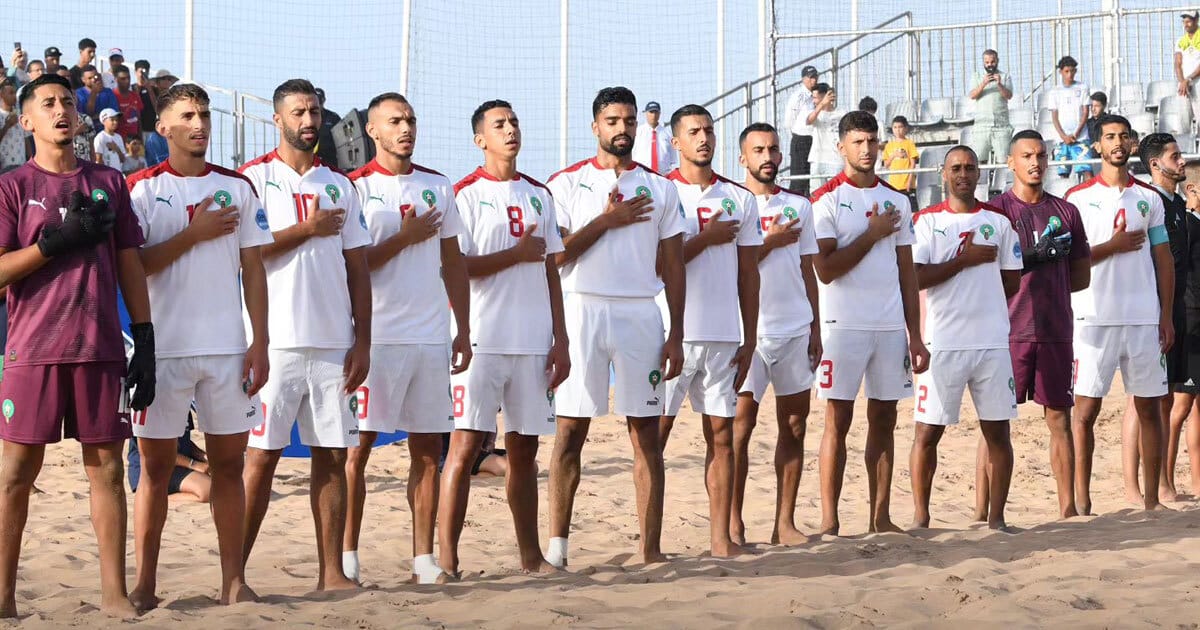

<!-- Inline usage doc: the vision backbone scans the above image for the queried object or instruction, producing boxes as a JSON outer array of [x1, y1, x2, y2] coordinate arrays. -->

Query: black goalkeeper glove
[[1023, 231, 1072, 271], [36, 191, 116, 258], [127, 322, 156, 411]]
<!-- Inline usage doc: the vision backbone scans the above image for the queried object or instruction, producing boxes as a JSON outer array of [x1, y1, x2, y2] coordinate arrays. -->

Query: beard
[[283, 125, 318, 152], [1106, 151, 1130, 167], [384, 139, 413, 160], [750, 164, 777, 184], [601, 135, 633, 157]]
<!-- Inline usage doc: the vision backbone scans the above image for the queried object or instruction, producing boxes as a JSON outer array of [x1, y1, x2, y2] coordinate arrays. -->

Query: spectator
[[6, 47, 29, 87], [783, 64, 820, 194], [858, 96, 878, 116], [53, 67, 97, 161], [92, 108, 126, 170], [25, 59, 44, 82], [967, 49, 1014, 168], [127, 416, 212, 503], [1085, 91, 1107, 149], [0, 77, 29, 169], [883, 115, 920, 208], [632, 100, 676, 175], [314, 86, 341, 168], [1175, 10, 1200, 120], [111, 65, 142, 139], [1048, 56, 1090, 148], [101, 48, 124, 90], [133, 60, 159, 140], [68, 38, 97, 89], [122, 136, 146, 174], [42, 46, 62, 75], [75, 65, 118, 131], [808, 82, 845, 186], [142, 69, 177, 167]]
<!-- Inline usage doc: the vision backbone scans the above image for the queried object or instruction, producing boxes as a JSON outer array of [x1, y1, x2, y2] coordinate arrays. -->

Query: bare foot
[[870, 520, 906, 534], [316, 574, 360, 592], [988, 520, 1016, 533], [771, 525, 808, 546], [521, 560, 562, 575], [972, 508, 988, 522], [729, 519, 746, 546], [1145, 502, 1174, 513], [1077, 501, 1092, 517], [1060, 504, 1079, 519], [710, 540, 748, 558], [127, 588, 160, 612], [102, 594, 140, 619], [641, 551, 668, 565], [1126, 490, 1144, 506], [908, 516, 930, 531], [0, 600, 17, 619], [818, 521, 840, 537], [1160, 487, 1180, 503], [220, 581, 259, 605]]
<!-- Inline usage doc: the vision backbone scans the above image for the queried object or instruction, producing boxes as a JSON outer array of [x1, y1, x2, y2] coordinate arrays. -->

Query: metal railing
[[198, 83, 279, 168]]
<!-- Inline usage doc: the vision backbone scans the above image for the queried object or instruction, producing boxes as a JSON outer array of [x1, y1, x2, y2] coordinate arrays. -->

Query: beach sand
[[8, 378, 1200, 628]]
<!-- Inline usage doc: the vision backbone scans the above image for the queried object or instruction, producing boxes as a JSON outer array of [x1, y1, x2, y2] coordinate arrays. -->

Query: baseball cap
[[1183, 11, 1199, 19], [99, 108, 120, 121], [801, 65, 819, 78], [108, 48, 124, 59], [44, 46, 61, 58], [153, 69, 177, 80], [644, 101, 661, 112]]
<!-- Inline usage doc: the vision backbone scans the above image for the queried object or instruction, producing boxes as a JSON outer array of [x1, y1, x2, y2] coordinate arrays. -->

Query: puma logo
[[479, 200, 496, 209], [155, 195, 173, 207], [932, 227, 947, 235], [367, 194, 385, 204], [838, 202, 853, 211], [579, 183, 594, 191], [26, 199, 46, 210], [265, 180, 282, 190]]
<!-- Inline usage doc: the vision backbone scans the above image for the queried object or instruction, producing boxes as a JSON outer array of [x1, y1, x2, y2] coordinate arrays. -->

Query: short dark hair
[[1057, 55, 1078, 69], [112, 64, 129, 78], [838, 110, 879, 139], [134, 59, 150, 71], [945, 144, 978, 163], [858, 96, 877, 113], [27, 59, 44, 70], [738, 122, 777, 147], [0, 77, 15, 90], [272, 78, 318, 111], [1009, 129, 1045, 149], [157, 82, 210, 114], [18, 74, 72, 110], [813, 82, 831, 96], [1094, 113, 1131, 136], [592, 86, 637, 118], [367, 92, 410, 113], [983, 49, 999, 58], [1139, 132, 1178, 166], [471, 99, 513, 133], [79, 64, 98, 75], [669, 104, 712, 134], [891, 115, 909, 127], [1090, 91, 1108, 107], [78, 38, 96, 51]]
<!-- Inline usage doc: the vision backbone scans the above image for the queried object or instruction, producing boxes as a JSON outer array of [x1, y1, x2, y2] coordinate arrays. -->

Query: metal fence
[[199, 84, 278, 167]]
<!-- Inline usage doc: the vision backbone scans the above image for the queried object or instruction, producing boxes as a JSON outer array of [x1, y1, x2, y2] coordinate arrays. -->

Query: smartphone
[[13, 42, 20, 51]]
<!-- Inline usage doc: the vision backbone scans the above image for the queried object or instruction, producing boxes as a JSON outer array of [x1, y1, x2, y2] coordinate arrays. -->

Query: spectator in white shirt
[[1175, 11, 1200, 120], [809, 83, 845, 186], [0, 77, 29, 170], [92, 108, 125, 170], [1048, 55, 1090, 147], [783, 65, 820, 195], [631, 100, 676, 174]]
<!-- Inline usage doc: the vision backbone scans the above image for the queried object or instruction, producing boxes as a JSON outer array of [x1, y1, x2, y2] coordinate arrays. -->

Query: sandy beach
[[7, 378, 1200, 628]]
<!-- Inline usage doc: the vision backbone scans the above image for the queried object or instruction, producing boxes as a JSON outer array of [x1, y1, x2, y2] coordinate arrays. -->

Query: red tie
[[651, 128, 659, 172]]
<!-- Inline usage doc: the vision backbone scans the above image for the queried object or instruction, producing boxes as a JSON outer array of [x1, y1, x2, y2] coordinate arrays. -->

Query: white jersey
[[238, 151, 372, 350], [454, 168, 565, 355], [128, 161, 273, 358], [667, 170, 764, 343], [1047, 82, 1092, 141], [755, 187, 819, 338], [811, 172, 916, 331], [547, 158, 685, 299], [349, 159, 463, 345], [912, 202, 1023, 350], [1066, 175, 1167, 326]]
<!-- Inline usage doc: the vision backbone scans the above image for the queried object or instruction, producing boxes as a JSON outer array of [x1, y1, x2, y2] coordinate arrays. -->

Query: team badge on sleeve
[[214, 189, 232, 208], [255, 208, 270, 230], [359, 211, 369, 229], [1013, 242, 1022, 258], [325, 184, 341, 203], [422, 189, 437, 207]]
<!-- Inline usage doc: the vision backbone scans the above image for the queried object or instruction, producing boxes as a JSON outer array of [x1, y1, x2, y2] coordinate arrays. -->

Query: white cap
[[99, 108, 120, 121]]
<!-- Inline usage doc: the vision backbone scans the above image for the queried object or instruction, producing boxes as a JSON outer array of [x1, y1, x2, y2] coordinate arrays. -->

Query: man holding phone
[[968, 49, 1014, 182]]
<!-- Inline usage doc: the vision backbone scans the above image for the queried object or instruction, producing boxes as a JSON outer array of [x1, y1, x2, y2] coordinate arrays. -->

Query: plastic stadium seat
[[953, 96, 976, 121], [1035, 90, 1052, 112], [1158, 95, 1193, 135], [917, 185, 942, 210], [1127, 112, 1156, 139], [1009, 108, 1035, 132], [1007, 91, 1026, 110], [1145, 80, 1177, 110], [921, 97, 955, 123], [959, 125, 974, 147], [1037, 117, 1058, 141], [915, 144, 950, 191], [1118, 82, 1145, 113], [1173, 133, 1196, 153]]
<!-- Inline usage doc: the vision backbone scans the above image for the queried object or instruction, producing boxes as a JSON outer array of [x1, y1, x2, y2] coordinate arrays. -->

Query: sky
[[12, 0, 1183, 180]]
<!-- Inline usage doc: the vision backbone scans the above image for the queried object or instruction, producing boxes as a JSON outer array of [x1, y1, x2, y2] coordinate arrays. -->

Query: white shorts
[[132, 354, 261, 439], [914, 348, 1017, 426], [450, 353, 555, 436], [816, 329, 913, 401], [739, 334, 815, 403], [357, 344, 451, 434], [1073, 324, 1167, 398], [556, 293, 666, 418], [664, 342, 739, 417], [248, 348, 359, 450]]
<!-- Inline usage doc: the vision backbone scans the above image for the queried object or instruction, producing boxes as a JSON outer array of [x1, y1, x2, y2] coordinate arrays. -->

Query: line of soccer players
[[0, 72, 1190, 618]]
